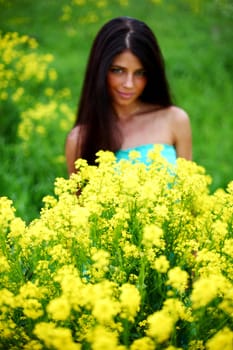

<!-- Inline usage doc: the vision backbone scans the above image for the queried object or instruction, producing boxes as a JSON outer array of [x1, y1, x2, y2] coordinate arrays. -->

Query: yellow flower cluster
[[0, 31, 73, 146], [0, 31, 55, 102], [60, 0, 129, 25], [0, 149, 232, 349], [18, 101, 74, 142]]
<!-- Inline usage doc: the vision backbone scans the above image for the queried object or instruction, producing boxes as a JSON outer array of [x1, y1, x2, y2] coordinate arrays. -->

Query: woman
[[66, 17, 192, 175]]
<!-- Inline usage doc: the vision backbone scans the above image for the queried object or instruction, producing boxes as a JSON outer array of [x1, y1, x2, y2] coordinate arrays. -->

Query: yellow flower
[[119, 0, 129, 6], [0, 149, 233, 346], [23, 340, 43, 350], [95, 150, 116, 164], [48, 68, 57, 80], [166, 266, 189, 293], [47, 296, 71, 321], [91, 248, 109, 270], [34, 322, 81, 350], [147, 144, 164, 161], [22, 298, 44, 319], [73, 0, 85, 5], [92, 298, 120, 324], [96, 0, 107, 8], [48, 244, 71, 265], [206, 327, 233, 350], [14, 282, 45, 319], [9, 216, 26, 239], [211, 220, 228, 248], [90, 248, 110, 278], [18, 101, 60, 141], [191, 274, 230, 309], [0, 197, 16, 229], [42, 195, 57, 209], [0, 91, 8, 100], [120, 283, 141, 320], [129, 150, 141, 161], [18, 281, 44, 299], [12, 86, 24, 101], [36, 125, 46, 135], [121, 242, 141, 259], [163, 298, 193, 322], [146, 310, 174, 343], [222, 238, 233, 257], [219, 287, 233, 315], [130, 337, 155, 350], [152, 255, 170, 273], [196, 249, 223, 277], [188, 340, 205, 350], [142, 224, 165, 249], [0, 318, 17, 339], [0, 255, 10, 273], [54, 265, 84, 307], [87, 325, 120, 350], [0, 288, 15, 308], [44, 87, 54, 96]]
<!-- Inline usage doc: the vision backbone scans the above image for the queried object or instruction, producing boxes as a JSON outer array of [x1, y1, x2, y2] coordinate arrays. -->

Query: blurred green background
[[0, 0, 232, 222]]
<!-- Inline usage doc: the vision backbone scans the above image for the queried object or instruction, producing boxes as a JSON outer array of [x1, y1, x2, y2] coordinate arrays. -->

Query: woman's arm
[[65, 126, 79, 175], [172, 107, 192, 160]]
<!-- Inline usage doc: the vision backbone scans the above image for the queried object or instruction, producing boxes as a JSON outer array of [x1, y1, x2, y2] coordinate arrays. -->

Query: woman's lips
[[117, 91, 134, 99]]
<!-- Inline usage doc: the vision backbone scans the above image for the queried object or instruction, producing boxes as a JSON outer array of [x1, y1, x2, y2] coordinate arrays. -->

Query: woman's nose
[[123, 73, 134, 88]]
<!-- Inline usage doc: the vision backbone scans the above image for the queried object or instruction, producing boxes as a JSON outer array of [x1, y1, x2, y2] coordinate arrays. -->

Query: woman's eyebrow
[[110, 64, 144, 70], [110, 64, 125, 67]]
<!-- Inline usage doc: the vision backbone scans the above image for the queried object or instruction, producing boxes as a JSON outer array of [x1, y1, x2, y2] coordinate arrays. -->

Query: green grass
[[0, 0, 233, 222]]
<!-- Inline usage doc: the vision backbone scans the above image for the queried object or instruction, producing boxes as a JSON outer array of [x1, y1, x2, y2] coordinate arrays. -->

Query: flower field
[[0, 0, 233, 221], [0, 150, 233, 349], [0, 1, 233, 349]]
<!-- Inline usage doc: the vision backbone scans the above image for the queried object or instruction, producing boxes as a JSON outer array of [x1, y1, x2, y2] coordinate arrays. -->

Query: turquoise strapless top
[[115, 144, 177, 165]]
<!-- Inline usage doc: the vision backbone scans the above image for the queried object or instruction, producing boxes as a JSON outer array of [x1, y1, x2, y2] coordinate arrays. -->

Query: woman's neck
[[115, 102, 161, 124], [114, 101, 145, 122]]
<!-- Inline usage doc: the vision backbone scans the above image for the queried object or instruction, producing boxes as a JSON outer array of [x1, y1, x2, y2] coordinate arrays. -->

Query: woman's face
[[107, 50, 147, 109]]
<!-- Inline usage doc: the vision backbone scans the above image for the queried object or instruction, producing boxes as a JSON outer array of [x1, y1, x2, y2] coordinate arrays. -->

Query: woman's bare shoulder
[[67, 125, 80, 142], [169, 106, 192, 159], [168, 105, 190, 125], [66, 126, 80, 155], [65, 126, 80, 175], [149, 105, 189, 123]]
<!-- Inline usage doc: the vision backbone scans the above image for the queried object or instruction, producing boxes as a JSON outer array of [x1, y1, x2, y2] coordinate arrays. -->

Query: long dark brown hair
[[74, 16, 173, 165]]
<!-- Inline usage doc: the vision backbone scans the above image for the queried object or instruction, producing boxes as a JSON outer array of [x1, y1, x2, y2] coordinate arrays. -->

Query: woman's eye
[[109, 67, 123, 74], [135, 70, 147, 77]]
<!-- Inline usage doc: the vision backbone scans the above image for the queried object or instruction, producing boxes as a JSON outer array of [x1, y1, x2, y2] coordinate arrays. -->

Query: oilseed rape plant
[[60, 0, 129, 25], [0, 31, 56, 108], [0, 147, 233, 349], [0, 29, 74, 221], [0, 30, 72, 144], [60, 0, 232, 27]]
